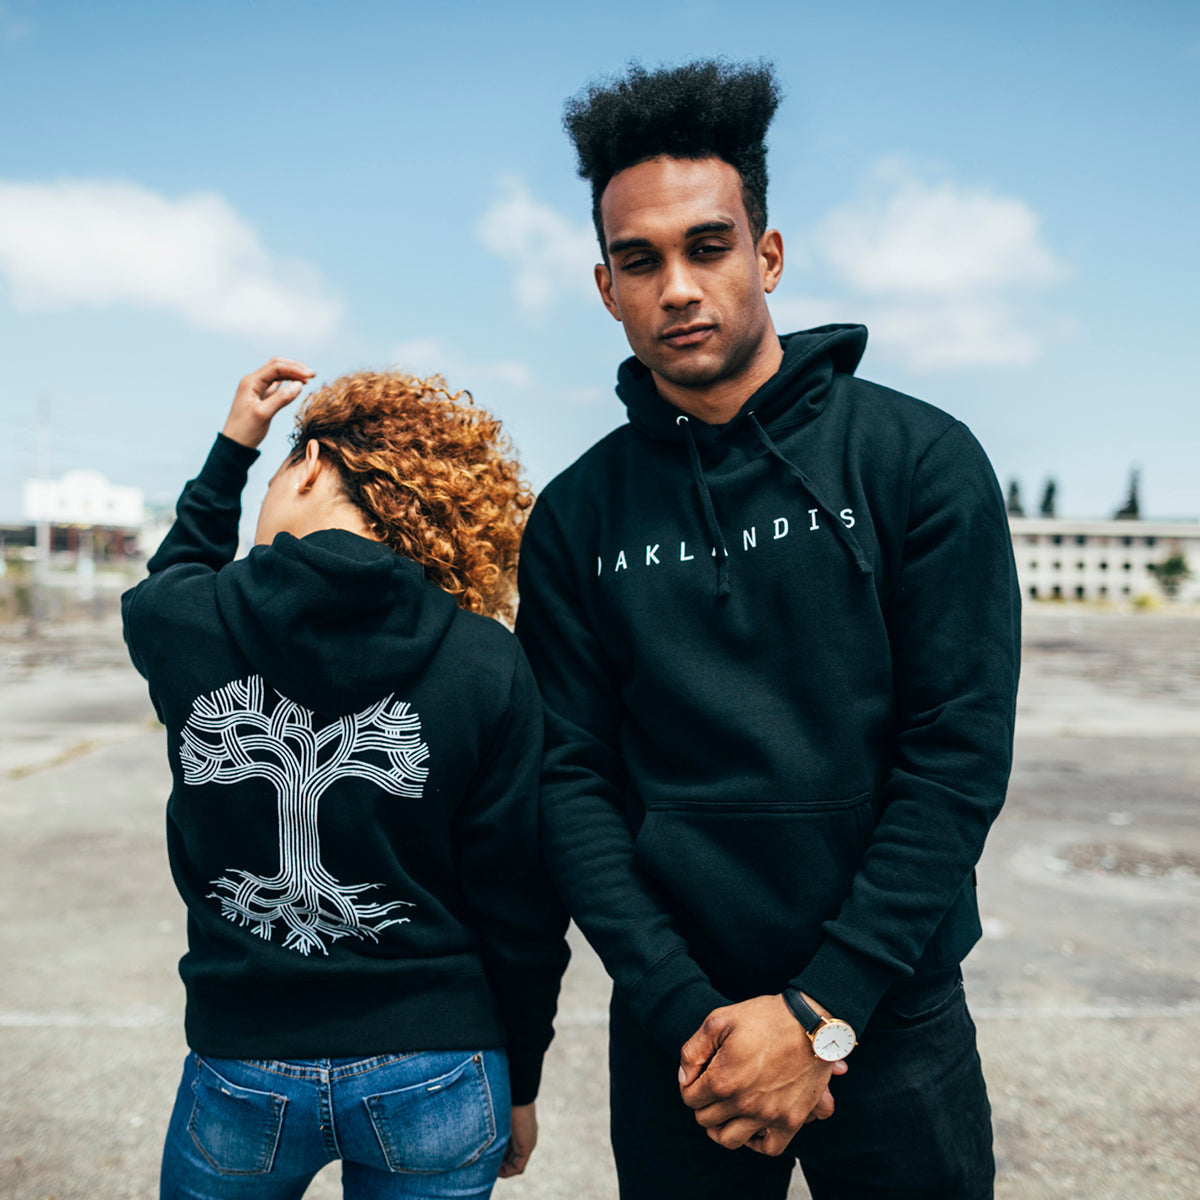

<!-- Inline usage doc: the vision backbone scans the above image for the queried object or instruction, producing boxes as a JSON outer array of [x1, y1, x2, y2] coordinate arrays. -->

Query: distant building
[[23, 470, 144, 528], [1009, 516, 1200, 604]]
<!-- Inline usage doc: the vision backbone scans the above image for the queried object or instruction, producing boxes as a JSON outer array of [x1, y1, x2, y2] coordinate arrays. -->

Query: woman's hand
[[498, 1102, 537, 1178], [222, 358, 315, 449]]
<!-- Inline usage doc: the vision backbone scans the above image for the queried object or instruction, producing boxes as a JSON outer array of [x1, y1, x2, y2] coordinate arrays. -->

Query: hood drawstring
[[747, 413, 873, 576], [677, 415, 732, 597]]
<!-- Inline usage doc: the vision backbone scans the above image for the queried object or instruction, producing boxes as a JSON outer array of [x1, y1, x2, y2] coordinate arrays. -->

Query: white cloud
[[817, 164, 1063, 297], [390, 337, 533, 391], [474, 176, 597, 316], [0, 180, 342, 340], [865, 300, 1041, 370], [781, 162, 1067, 371]]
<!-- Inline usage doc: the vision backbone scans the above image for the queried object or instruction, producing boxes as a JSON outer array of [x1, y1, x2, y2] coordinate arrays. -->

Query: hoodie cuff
[[789, 939, 902, 1038], [507, 1055, 545, 1107], [625, 949, 730, 1057], [197, 434, 261, 497]]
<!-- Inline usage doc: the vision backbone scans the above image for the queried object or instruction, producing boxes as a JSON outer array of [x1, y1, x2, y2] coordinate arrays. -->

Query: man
[[516, 60, 1020, 1199]]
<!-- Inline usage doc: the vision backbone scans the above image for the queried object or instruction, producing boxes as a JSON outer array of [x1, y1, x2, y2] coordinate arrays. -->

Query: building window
[[1122, 586, 1131, 596], [1028, 560, 1039, 570], [1052, 561, 1062, 571], [1122, 536, 1133, 546], [1026, 535, 1039, 545], [1099, 561, 1108, 570], [1029, 585, 1039, 599], [1123, 562, 1132, 571], [1052, 585, 1063, 599], [1075, 535, 1087, 546], [1075, 586, 1086, 600], [1099, 586, 1109, 597], [1145, 537, 1157, 547], [1052, 535, 1063, 545], [1076, 561, 1086, 570]]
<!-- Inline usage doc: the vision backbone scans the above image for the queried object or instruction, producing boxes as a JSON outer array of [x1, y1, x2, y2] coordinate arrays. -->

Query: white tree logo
[[180, 676, 429, 956]]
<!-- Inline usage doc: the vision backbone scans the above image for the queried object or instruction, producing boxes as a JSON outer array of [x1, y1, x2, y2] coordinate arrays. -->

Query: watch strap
[[782, 986, 823, 1034]]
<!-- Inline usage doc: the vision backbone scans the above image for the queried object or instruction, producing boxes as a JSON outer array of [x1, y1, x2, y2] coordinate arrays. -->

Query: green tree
[[1114, 468, 1141, 520], [1006, 479, 1025, 517], [1148, 551, 1192, 599], [1039, 478, 1057, 518]]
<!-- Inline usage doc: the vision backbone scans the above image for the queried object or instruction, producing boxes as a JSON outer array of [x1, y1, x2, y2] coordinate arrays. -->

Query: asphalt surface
[[0, 609, 1197, 1198]]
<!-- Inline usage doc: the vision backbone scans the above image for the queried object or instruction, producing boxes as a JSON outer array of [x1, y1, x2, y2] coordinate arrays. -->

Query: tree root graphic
[[208, 868, 415, 956]]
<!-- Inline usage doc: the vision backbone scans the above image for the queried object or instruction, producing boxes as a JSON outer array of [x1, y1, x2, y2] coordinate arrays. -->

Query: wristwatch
[[782, 987, 857, 1062]]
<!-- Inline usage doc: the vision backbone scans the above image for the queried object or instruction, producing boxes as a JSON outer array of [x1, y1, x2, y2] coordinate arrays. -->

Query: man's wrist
[[782, 987, 857, 1062]]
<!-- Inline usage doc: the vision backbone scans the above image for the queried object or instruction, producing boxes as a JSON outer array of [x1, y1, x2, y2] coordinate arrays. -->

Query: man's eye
[[694, 243, 728, 256], [621, 256, 656, 271]]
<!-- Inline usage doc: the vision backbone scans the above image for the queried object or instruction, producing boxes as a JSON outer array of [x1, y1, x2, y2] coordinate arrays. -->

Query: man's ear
[[595, 262, 622, 322], [297, 438, 323, 494], [758, 229, 784, 295]]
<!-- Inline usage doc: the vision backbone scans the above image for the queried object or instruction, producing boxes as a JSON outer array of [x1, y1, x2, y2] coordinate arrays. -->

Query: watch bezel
[[809, 1017, 857, 1062]]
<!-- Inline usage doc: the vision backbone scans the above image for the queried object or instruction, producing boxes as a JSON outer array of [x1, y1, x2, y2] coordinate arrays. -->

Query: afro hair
[[563, 59, 782, 255]]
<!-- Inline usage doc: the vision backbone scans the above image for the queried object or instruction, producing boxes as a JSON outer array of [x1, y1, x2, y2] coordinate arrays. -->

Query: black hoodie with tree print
[[124, 434, 569, 1104]]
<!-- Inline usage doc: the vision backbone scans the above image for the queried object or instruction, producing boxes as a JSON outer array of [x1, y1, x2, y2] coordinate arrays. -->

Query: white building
[[1009, 516, 1200, 604], [23, 470, 144, 528]]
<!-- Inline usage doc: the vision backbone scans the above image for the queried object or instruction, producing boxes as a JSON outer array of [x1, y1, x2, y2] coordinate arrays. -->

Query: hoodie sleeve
[[791, 421, 1021, 1034], [453, 645, 571, 1106], [147, 434, 260, 574], [516, 496, 730, 1057], [122, 434, 259, 678]]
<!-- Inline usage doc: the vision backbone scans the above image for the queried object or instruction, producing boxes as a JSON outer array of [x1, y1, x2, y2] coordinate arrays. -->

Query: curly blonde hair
[[289, 370, 532, 623]]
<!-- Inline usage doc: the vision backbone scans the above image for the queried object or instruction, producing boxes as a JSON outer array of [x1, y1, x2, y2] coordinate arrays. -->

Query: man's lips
[[660, 323, 715, 347]]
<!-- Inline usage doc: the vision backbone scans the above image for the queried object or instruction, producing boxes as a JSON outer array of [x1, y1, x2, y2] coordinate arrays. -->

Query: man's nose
[[659, 257, 703, 309]]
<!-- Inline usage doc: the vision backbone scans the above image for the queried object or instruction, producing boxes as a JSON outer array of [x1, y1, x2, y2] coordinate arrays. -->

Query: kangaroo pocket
[[632, 794, 873, 997]]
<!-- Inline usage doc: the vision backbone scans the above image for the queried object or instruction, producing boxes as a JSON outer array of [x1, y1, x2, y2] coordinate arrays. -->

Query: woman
[[123, 358, 569, 1198]]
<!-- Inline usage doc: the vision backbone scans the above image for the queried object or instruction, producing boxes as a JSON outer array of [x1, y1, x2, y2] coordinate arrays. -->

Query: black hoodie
[[123, 434, 569, 1104], [516, 326, 1019, 1053]]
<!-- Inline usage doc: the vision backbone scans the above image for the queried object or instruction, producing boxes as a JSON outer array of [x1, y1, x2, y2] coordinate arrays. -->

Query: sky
[[2, 0, 1198, 528]]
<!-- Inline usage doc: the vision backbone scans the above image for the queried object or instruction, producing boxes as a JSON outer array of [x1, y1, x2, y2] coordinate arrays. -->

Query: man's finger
[[704, 1116, 763, 1151], [804, 1087, 835, 1123], [678, 1016, 724, 1090], [680, 1067, 737, 1111], [689, 1097, 742, 1127], [747, 1128, 795, 1157]]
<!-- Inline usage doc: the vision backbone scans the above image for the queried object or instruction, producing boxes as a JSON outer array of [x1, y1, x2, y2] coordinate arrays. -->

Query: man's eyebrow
[[607, 236, 652, 256], [607, 220, 736, 257]]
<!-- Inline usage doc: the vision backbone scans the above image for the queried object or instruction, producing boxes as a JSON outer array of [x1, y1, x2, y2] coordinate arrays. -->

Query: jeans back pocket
[[188, 1056, 287, 1175], [365, 1052, 498, 1174]]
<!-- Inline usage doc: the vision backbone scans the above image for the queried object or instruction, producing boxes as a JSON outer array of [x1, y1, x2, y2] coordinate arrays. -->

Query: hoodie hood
[[616, 324, 868, 443], [215, 528, 457, 717], [615, 325, 872, 594]]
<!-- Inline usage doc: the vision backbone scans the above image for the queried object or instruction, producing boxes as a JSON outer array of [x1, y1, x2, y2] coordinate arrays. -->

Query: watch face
[[811, 1020, 856, 1062]]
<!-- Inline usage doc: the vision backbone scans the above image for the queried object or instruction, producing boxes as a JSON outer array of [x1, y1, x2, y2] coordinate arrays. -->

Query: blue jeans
[[610, 969, 994, 1199], [160, 1049, 510, 1199]]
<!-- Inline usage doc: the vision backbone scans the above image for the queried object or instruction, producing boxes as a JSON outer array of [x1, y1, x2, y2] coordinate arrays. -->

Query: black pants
[[609, 969, 994, 1200]]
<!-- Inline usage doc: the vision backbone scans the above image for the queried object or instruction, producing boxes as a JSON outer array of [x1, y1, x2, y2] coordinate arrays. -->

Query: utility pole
[[31, 396, 51, 637]]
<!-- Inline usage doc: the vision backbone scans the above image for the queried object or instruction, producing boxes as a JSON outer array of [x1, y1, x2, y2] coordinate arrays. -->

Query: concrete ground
[[0, 609, 1196, 1198]]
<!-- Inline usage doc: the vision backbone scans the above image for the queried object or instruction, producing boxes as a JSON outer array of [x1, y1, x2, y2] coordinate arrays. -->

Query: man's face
[[595, 155, 783, 409]]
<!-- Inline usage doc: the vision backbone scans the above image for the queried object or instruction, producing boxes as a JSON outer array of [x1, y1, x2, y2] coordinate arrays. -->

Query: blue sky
[[2, 0, 1198, 526]]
